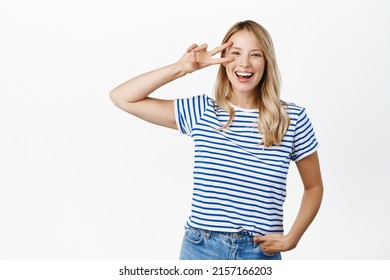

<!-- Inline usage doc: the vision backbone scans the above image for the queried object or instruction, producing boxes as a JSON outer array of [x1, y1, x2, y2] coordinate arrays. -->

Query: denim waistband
[[193, 227, 254, 243]]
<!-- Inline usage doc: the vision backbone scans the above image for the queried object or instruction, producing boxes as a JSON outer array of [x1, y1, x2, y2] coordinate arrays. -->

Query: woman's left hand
[[253, 234, 296, 255]]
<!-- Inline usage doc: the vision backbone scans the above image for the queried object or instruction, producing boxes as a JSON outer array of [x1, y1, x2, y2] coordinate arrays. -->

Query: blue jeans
[[179, 227, 282, 260]]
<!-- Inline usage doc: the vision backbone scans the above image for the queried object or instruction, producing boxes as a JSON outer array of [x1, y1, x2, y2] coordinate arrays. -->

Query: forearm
[[109, 61, 186, 105], [285, 183, 323, 249]]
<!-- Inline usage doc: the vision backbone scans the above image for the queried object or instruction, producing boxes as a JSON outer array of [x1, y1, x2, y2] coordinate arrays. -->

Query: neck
[[228, 91, 258, 109]]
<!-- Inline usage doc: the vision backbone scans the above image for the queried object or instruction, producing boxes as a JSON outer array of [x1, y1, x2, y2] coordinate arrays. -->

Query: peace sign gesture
[[179, 42, 234, 74]]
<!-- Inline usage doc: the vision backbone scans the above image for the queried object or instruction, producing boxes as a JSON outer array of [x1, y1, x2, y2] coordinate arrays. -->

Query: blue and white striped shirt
[[174, 94, 318, 235]]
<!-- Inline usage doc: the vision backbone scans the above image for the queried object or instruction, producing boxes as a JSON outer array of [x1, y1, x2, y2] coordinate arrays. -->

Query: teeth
[[236, 72, 253, 77]]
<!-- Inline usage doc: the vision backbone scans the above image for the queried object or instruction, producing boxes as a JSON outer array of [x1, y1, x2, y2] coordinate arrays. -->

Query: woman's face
[[224, 30, 266, 96]]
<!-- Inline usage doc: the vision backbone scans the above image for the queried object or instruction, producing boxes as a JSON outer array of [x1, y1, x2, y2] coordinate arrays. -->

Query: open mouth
[[235, 71, 254, 79]]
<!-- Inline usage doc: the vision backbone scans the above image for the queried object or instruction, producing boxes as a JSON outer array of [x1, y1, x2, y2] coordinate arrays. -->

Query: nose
[[238, 55, 250, 68]]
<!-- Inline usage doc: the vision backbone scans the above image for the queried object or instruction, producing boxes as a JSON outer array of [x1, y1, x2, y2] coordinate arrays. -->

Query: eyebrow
[[230, 47, 263, 52]]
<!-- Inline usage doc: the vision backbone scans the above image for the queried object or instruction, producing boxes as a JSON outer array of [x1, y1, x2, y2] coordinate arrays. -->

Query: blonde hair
[[214, 20, 290, 147]]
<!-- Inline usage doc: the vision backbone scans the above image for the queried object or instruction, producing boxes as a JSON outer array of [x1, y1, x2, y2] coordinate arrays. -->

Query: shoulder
[[175, 94, 216, 115], [283, 101, 305, 119], [180, 93, 213, 104], [192, 93, 219, 110]]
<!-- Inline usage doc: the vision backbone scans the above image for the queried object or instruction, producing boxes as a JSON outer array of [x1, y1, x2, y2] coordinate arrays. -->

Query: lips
[[235, 71, 254, 81]]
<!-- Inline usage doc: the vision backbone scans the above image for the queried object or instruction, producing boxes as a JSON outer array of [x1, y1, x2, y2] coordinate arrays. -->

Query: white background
[[0, 0, 389, 260]]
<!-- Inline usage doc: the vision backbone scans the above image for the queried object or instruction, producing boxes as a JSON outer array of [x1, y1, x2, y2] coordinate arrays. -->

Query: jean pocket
[[258, 244, 277, 257], [184, 227, 203, 244]]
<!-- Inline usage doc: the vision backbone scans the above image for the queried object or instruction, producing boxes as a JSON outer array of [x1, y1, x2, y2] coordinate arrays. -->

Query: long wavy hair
[[214, 20, 290, 147]]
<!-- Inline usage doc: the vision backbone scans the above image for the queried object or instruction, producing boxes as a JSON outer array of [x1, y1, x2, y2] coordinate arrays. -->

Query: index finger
[[209, 41, 233, 57], [253, 236, 265, 243]]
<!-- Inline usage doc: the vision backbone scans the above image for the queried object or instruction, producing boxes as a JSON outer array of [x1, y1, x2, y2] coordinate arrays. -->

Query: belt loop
[[203, 229, 211, 239]]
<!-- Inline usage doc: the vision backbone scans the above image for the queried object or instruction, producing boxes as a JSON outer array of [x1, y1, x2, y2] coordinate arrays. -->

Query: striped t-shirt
[[174, 94, 318, 236]]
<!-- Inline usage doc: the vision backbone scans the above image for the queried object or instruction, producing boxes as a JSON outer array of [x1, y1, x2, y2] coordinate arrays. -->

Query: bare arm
[[109, 62, 184, 129], [254, 151, 324, 254], [109, 42, 234, 129]]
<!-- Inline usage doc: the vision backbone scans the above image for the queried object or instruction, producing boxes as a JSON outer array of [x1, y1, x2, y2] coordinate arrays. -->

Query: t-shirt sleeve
[[174, 94, 208, 136], [291, 108, 319, 161]]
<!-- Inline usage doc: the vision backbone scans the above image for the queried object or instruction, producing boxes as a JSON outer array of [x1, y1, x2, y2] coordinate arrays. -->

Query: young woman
[[110, 20, 323, 260]]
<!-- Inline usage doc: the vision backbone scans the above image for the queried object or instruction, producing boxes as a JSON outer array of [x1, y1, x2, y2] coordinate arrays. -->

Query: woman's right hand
[[110, 42, 234, 130], [179, 42, 234, 74]]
